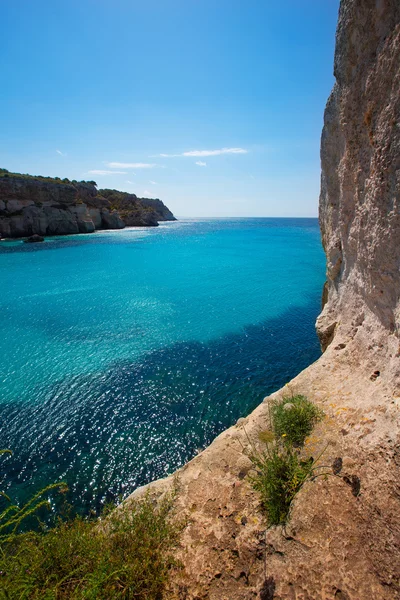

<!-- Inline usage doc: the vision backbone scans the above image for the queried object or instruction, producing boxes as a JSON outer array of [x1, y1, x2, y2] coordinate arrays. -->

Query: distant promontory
[[0, 169, 176, 239]]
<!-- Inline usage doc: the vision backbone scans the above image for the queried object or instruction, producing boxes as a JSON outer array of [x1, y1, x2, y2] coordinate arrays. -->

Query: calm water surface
[[0, 218, 325, 512]]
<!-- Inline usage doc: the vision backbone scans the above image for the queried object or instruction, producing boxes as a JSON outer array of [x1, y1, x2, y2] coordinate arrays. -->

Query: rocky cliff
[[124, 2, 400, 598], [98, 188, 177, 227], [317, 0, 400, 383], [0, 170, 176, 238]]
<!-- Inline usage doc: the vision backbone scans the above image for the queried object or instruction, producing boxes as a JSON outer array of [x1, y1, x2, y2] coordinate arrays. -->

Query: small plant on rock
[[271, 394, 324, 446], [250, 444, 314, 525], [249, 395, 325, 525]]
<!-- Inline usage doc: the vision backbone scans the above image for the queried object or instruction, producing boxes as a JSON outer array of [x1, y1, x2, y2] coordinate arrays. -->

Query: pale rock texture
[[317, 0, 400, 370], [125, 1, 400, 598]]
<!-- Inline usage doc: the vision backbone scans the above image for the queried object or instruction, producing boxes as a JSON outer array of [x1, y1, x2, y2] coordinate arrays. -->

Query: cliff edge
[[0, 170, 176, 238], [125, 1, 400, 598]]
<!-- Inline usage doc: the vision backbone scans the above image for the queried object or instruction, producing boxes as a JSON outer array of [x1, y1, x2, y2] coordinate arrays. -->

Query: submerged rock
[[24, 234, 44, 243]]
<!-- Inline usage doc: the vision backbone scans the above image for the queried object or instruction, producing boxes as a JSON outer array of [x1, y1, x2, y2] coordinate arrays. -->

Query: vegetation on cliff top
[[0, 168, 96, 188], [0, 451, 181, 599], [271, 394, 324, 447], [99, 188, 156, 213]]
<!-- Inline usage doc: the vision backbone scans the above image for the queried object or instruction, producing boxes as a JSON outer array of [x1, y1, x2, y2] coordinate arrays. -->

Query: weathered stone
[[88, 208, 102, 229], [100, 209, 125, 229]]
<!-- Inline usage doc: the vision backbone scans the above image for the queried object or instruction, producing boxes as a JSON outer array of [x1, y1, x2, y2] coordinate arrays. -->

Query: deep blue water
[[0, 218, 325, 512]]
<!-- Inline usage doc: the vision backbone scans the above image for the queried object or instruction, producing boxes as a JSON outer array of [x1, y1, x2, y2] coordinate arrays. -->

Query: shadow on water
[[0, 295, 322, 514]]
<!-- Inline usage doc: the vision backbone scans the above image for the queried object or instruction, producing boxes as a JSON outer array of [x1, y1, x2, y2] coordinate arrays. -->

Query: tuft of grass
[[1, 451, 181, 599], [249, 395, 325, 525], [250, 446, 314, 525], [0, 493, 180, 599], [271, 395, 324, 447]]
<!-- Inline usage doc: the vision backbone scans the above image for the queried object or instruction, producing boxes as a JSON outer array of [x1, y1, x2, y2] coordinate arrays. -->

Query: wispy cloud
[[149, 180, 157, 185], [184, 148, 247, 157], [143, 190, 151, 195], [195, 161, 207, 167], [107, 162, 156, 169], [88, 170, 127, 175], [56, 149, 66, 156], [126, 180, 135, 184], [156, 147, 248, 158]]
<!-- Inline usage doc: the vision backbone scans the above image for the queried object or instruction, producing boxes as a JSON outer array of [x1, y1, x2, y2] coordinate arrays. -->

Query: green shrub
[[250, 445, 314, 525], [0, 493, 180, 599], [271, 395, 324, 447], [0, 451, 181, 599], [249, 396, 325, 525]]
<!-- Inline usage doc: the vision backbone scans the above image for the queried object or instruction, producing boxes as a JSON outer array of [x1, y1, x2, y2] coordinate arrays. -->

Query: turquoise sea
[[0, 218, 325, 512]]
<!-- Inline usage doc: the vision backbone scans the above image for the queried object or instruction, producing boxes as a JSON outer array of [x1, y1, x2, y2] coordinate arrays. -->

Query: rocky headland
[[0, 169, 176, 239], [124, 1, 400, 598]]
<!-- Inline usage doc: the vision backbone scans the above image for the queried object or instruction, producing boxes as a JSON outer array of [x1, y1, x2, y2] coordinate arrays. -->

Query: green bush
[[250, 446, 314, 525], [271, 395, 324, 447], [249, 395, 324, 525], [0, 451, 181, 599], [0, 493, 180, 599], [0, 168, 93, 187]]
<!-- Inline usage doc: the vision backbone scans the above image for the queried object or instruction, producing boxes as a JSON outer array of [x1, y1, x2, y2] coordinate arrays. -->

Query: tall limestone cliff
[[123, 2, 400, 598], [317, 0, 400, 391]]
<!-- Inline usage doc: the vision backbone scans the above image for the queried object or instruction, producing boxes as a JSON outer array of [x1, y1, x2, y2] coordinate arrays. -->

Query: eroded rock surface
[[317, 0, 400, 368]]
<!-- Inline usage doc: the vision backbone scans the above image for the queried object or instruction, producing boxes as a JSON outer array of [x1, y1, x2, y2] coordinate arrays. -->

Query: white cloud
[[88, 170, 127, 175], [184, 147, 247, 157], [149, 180, 157, 184], [107, 162, 156, 169], [56, 149, 66, 156], [195, 161, 207, 167], [155, 147, 248, 158], [126, 180, 135, 184], [143, 190, 151, 195]]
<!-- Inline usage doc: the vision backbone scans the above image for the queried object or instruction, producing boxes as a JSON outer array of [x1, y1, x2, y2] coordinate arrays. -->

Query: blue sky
[[1, 1, 339, 217]]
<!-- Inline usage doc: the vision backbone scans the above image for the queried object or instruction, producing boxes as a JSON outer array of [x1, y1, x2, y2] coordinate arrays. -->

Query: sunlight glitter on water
[[0, 218, 325, 512]]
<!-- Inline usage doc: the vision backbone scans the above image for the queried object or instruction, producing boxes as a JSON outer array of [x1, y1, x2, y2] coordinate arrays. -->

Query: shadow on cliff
[[0, 296, 322, 515]]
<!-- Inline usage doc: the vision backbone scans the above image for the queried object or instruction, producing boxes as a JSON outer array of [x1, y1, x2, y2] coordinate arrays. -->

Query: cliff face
[[317, 0, 400, 386], [0, 171, 176, 238], [124, 2, 400, 598], [98, 188, 177, 228], [139, 197, 176, 221]]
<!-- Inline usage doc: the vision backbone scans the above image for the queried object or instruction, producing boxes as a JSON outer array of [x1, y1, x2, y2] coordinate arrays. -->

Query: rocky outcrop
[[123, 2, 400, 598], [139, 197, 176, 221], [98, 188, 177, 227], [0, 171, 176, 238], [317, 0, 400, 368]]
